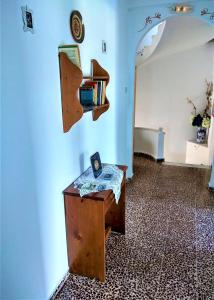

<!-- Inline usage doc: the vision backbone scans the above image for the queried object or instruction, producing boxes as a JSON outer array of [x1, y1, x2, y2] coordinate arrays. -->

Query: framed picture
[[90, 152, 102, 178], [21, 6, 34, 33]]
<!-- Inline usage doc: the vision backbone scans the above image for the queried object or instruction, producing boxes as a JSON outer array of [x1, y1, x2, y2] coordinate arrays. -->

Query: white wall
[[135, 43, 214, 164], [1, 1, 126, 299]]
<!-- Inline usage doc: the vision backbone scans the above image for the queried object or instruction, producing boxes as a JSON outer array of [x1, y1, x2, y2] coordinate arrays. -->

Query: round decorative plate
[[70, 10, 85, 43]]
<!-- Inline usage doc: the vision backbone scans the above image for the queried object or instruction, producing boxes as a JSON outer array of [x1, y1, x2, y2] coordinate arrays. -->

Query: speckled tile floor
[[53, 156, 214, 300]]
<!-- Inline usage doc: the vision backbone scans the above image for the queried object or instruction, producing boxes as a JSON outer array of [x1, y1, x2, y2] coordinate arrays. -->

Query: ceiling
[[142, 15, 214, 65]]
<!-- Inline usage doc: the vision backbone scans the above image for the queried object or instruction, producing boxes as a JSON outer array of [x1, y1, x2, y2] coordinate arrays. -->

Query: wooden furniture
[[63, 165, 127, 282], [59, 52, 110, 132], [185, 140, 211, 166]]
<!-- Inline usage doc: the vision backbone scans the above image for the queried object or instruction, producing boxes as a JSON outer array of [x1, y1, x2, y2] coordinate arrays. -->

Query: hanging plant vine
[[201, 8, 214, 21], [138, 12, 161, 32]]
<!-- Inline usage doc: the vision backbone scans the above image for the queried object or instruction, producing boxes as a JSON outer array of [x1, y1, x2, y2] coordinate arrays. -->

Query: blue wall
[[1, 0, 126, 299], [209, 160, 214, 188], [0, 1, 2, 298]]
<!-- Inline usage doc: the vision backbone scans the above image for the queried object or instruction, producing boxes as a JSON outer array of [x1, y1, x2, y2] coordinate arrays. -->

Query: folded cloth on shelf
[[74, 164, 123, 203]]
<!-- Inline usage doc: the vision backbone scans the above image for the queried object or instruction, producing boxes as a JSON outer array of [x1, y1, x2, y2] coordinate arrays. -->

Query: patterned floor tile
[[156, 251, 197, 299], [53, 157, 214, 300], [196, 209, 214, 252], [197, 252, 214, 300]]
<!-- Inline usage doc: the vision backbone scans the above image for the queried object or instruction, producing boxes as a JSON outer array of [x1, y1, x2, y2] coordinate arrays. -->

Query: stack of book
[[79, 80, 106, 108]]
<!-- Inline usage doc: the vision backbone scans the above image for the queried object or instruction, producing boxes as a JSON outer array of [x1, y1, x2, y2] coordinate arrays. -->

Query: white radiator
[[134, 127, 165, 160]]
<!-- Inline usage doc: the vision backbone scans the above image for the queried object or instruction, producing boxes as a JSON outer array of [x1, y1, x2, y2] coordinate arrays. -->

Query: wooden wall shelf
[[83, 76, 109, 80], [59, 53, 110, 133]]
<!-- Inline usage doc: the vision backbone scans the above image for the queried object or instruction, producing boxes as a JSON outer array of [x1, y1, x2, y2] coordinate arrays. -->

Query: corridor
[[54, 156, 214, 299]]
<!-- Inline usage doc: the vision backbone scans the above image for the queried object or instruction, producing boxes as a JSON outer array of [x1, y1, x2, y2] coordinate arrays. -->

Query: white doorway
[[133, 16, 214, 168]]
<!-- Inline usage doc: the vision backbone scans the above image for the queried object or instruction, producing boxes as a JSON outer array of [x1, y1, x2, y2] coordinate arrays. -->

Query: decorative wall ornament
[[136, 49, 144, 56], [138, 12, 161, 32], [169, 4, 193, 14], [21, 5, 34, 33], [70, 11, 85, 43], [201, 8, 214, 21]]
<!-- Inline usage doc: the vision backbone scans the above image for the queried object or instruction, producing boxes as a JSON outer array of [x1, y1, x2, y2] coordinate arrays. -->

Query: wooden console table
[[63, 165, 127, 282]]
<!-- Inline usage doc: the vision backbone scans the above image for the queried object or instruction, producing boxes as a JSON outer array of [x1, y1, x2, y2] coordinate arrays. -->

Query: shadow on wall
[[115, 0, 129, 170]]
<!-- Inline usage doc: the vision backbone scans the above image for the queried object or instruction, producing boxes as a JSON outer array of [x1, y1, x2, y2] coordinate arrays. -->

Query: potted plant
[[187, 80, 213, 144]]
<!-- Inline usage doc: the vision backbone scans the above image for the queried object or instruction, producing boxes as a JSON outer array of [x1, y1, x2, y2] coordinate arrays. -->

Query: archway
[[125, 3, 214, 177], [133, 16, 214, 168]]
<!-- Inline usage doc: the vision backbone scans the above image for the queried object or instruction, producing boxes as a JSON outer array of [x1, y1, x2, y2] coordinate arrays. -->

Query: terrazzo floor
[[53, 156, 214, 300]]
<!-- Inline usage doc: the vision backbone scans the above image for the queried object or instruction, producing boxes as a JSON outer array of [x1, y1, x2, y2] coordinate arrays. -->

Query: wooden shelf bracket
[[59, 52, 83, 133], [58, 53, 110, 132]]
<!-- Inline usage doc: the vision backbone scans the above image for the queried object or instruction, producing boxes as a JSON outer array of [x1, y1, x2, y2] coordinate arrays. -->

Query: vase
[[196, 127, 206, 144]]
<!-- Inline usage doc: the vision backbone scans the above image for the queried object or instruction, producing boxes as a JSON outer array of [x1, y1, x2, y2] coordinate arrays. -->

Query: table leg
[[105, 178, 126, 234], [64, 195, 106, 281]]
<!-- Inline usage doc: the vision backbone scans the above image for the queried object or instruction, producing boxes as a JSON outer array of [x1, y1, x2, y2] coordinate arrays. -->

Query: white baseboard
[[163, 161, 211, 169]]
